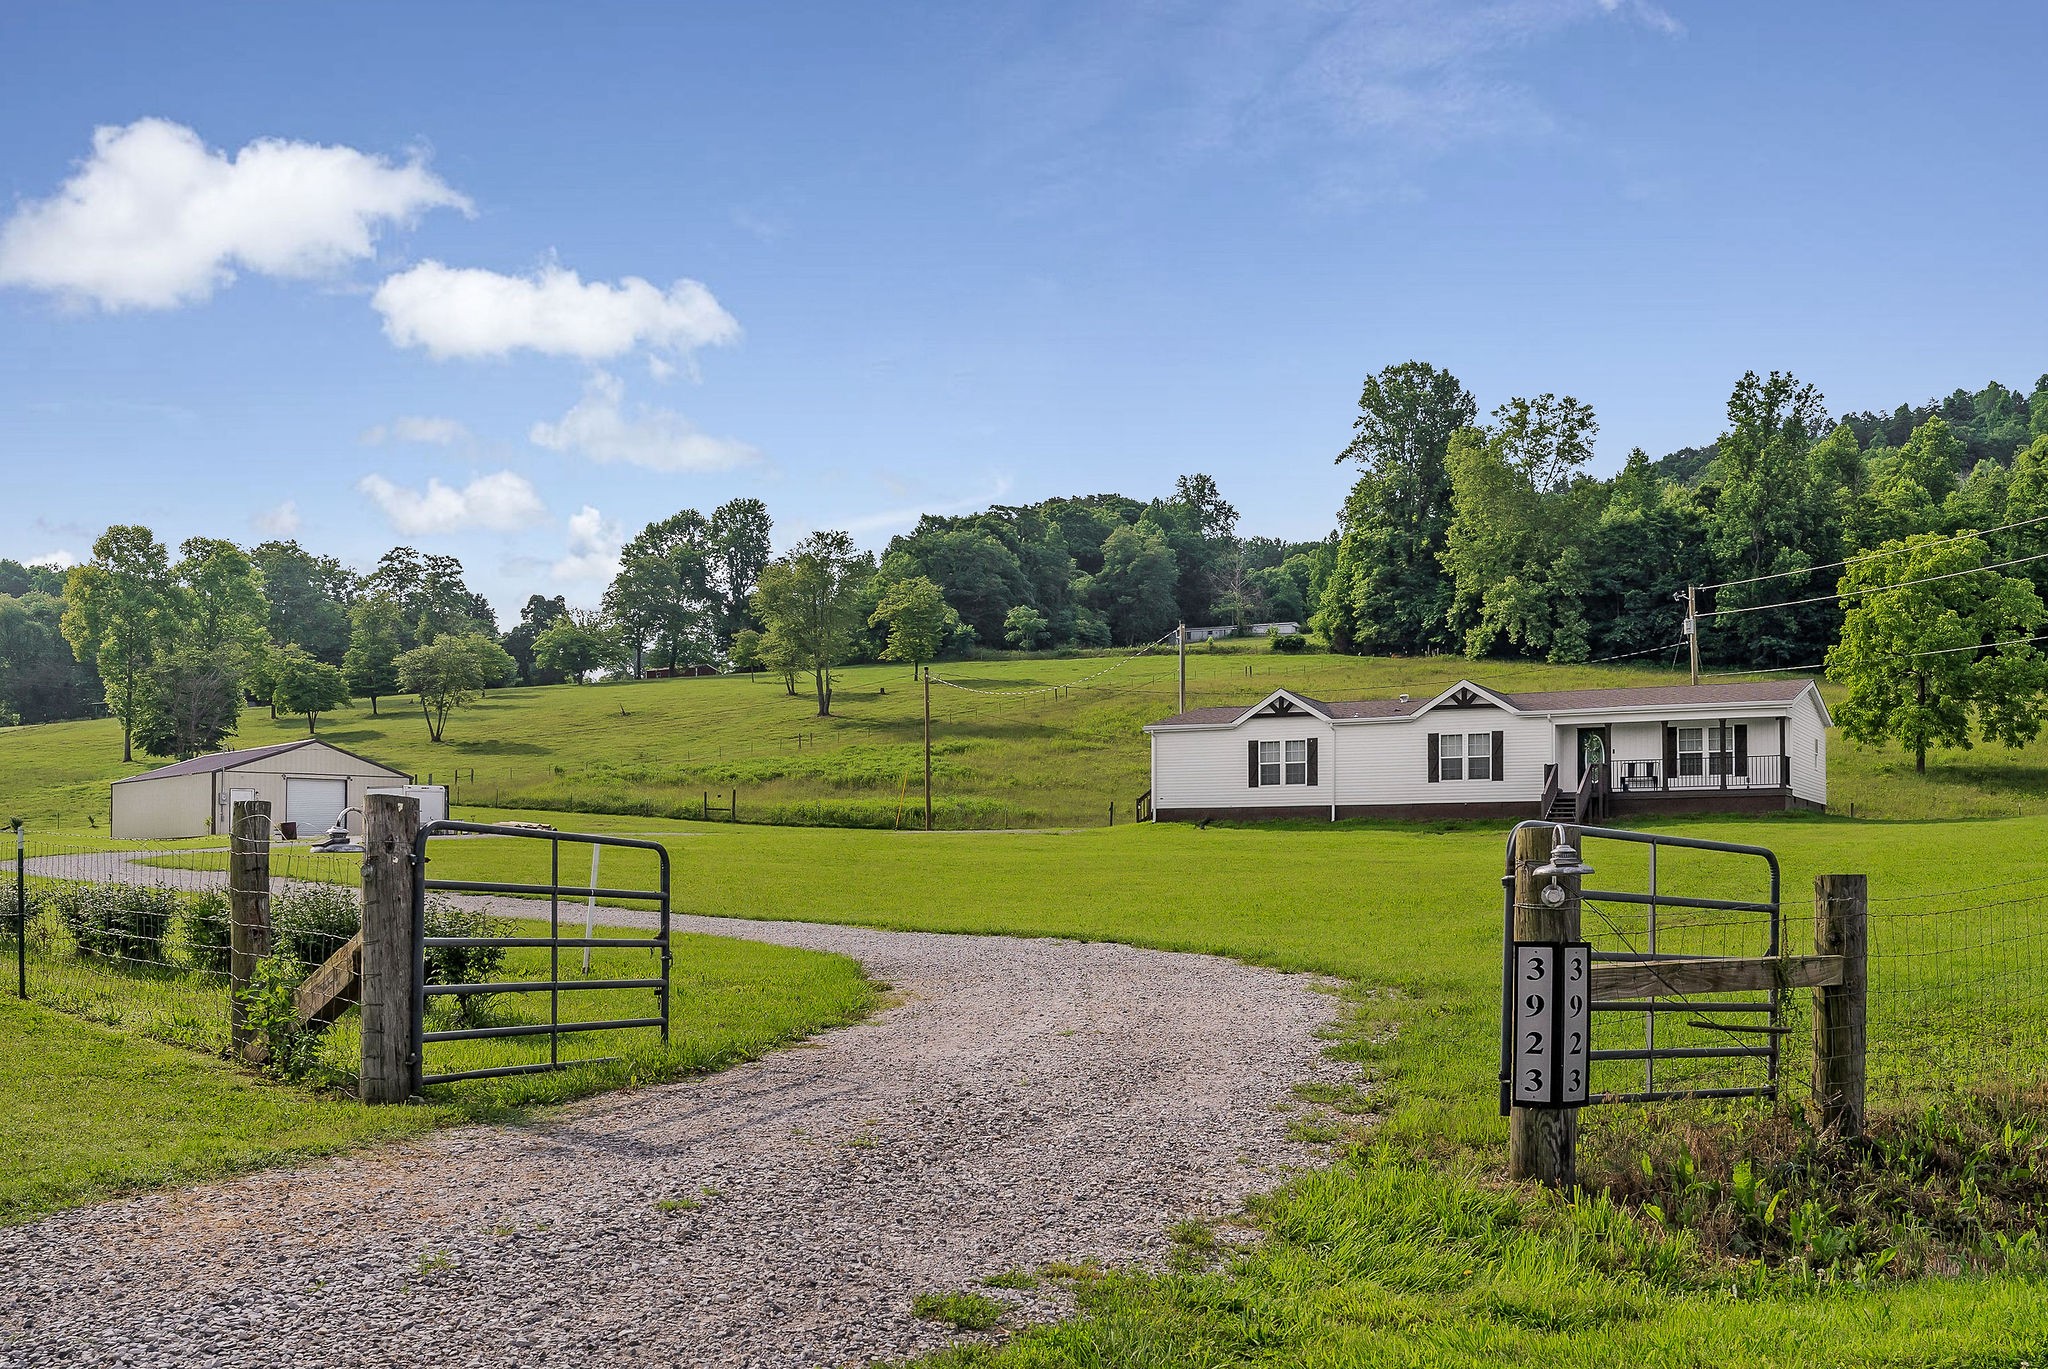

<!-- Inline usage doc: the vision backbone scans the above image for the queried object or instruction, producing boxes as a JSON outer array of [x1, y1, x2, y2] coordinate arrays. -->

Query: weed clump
[[912, 1291, 1006, 1332]]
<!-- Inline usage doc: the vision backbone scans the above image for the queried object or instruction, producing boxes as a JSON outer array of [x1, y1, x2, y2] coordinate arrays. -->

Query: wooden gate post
[[1510, 823, 1579, 1186], [359, 793, 421, 1104], [1812, 873, 1868, 1138], [228, 799, 272, 1059]]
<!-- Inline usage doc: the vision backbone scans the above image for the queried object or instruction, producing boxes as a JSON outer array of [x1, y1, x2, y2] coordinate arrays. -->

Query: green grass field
[[1, 911, 874, 1224], [12, 643, 2048, 830], [9, 651, 2048, 1361]]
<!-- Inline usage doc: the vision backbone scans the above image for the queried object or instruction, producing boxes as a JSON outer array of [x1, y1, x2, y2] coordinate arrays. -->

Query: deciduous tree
[[61, 526, 173, 762], [869, 575, 957, 675], [1826, 534, 2048, 773], [396, 638, 486, 742], [750, 532, 868, 715], [270, 644, 352, 735], [1004, 604, 1050, 650], [343, 596, 405, 716]]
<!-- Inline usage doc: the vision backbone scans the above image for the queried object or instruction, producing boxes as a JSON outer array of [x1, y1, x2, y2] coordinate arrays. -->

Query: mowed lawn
[[450, 812, 2048, 1365], [14, 643, 2048, 830], [8, 809, 2048, 1358], [0, 922, 875, 1224]]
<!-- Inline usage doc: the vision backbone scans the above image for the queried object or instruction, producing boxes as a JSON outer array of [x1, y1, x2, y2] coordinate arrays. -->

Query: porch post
[[1719, 716, 1729, 790]]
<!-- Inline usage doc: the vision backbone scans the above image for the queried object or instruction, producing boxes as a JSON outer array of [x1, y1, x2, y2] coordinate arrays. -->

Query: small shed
[[111, 739, 411, 840]]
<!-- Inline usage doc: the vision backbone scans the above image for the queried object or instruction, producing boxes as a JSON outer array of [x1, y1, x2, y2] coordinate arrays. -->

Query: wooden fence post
[[1510, 823, 1579, 1186], [228, 799, 272, 1059], [359, 792, 421, 1104], [1812, 873, 1868, 1138]]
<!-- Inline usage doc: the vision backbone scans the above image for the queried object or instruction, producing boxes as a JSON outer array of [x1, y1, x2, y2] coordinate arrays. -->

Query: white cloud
[[0, 118, 470, 310], [550, 505, 623, 582], [252, 500, 301, 536], [372, 261, 739, 362], [25, 550, 76, 570], [356, 470, 547, 535], [529, 371, 759, 473], [360, 414, 472, 446]]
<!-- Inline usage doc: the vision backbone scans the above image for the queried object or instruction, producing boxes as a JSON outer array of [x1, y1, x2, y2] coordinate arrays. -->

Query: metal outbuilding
[[110, 739, 411, 840]]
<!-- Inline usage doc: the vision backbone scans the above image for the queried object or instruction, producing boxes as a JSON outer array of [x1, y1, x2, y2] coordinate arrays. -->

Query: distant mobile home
[[1144, 679, 1829, 823], [110, 739, 411, 840]]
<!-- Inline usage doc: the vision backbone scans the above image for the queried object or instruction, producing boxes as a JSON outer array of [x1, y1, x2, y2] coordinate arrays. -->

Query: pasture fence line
[[9, 814, 368, 1062]]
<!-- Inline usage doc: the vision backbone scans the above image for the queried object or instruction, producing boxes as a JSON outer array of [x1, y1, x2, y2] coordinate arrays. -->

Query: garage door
[[285, 777, 349, 836]]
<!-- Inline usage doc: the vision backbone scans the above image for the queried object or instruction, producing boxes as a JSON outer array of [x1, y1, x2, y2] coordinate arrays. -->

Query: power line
[[1694, 547, 2048, 622], [1584, 638, 1688, 665], [1702, 631, 2048, 679], [1694, 513, 2048, 594]]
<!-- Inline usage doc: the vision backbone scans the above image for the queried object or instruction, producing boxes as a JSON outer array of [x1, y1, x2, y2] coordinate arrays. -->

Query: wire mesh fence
[[9, 838, 237, 1053], [1563, 840, 2048, 1143], [7, 825, 677, 1091], [1864, 875, 2048, 1107]]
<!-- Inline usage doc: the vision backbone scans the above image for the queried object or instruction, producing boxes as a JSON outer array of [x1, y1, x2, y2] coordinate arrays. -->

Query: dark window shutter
[[1491, 730, 1505, 782], [1307, 737, 1319, 786], [1735, 724, 1749, 777], [1426, 732, 1439, 783], [1663, 726, 1678, 780], [1248, 739, 1260, 788]]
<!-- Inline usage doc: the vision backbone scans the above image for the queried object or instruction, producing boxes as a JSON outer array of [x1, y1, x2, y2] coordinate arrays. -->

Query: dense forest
[[9, 366, 2048, 754]]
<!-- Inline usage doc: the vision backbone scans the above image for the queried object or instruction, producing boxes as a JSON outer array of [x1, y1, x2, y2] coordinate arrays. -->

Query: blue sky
[[4, 2, 2045, 617]]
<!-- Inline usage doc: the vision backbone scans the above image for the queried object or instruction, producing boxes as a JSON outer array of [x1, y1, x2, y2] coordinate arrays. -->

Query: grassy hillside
[[6, 642, 2046, 829]]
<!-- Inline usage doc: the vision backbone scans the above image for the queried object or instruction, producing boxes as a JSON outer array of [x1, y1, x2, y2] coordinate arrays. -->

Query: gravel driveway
[[0, 904, 1355, 1368]]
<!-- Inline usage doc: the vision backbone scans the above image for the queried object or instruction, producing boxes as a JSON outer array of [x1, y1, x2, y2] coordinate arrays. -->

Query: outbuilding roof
[[1147, 678, 1823, 729], [113, 739, 408, 784]]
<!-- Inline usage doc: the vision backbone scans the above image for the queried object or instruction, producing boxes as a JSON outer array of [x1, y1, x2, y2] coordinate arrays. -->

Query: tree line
[[16, 361, 2048, 765]]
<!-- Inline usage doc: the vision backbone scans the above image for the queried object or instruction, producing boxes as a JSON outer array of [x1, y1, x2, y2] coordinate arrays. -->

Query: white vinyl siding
[[1784, 693, 1829, 806], [1148, 717, 1330, 810], [1148, 685, 1831, 816]]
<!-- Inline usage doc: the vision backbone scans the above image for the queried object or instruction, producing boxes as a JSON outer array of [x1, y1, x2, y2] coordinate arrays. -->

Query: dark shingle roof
[[113, 739, 406, 783], [1148, 678, 1817, 728]]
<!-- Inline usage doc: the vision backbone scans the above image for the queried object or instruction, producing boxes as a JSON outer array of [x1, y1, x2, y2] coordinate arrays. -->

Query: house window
[[1259, 740, 1282, 786], [1258, 739, 1313, 786], [1677, 726, 1733, 776], [1435, 732, 1493, 781], [1676, 727, 1703, 776]]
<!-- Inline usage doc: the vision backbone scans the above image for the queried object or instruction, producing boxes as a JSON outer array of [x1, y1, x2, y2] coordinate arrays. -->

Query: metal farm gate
[[1499, 821, 1785, 1115], [409, 820, 672, 1087]]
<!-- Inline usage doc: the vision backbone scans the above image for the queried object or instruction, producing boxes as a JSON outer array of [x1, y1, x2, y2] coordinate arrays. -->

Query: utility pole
[[1177, 622, 1187, 714], [923, 666, 933, 832], [1686, 585, 1700, 685]]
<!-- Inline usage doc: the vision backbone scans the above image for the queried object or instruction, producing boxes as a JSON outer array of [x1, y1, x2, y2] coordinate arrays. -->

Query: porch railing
[[1612, 753, 1789, 793]]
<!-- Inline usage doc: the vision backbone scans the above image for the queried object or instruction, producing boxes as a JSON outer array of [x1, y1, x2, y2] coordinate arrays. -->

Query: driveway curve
[[0, 904, 1355, 1368]]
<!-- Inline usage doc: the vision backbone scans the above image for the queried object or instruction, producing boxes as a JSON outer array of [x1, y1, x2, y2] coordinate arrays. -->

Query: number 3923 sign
[[1510, 941, 1591, 1109]]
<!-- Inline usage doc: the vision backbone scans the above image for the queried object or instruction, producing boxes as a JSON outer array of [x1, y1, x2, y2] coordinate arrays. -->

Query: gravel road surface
[[1, 903, 1354, 1368]]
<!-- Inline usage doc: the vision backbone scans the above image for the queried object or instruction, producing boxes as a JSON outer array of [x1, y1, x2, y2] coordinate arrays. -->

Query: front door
[[1576, 727, 1609, 783]]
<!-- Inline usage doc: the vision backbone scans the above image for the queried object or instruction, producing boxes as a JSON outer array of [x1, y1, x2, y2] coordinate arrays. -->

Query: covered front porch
[[1540, 715, 1795, 821]]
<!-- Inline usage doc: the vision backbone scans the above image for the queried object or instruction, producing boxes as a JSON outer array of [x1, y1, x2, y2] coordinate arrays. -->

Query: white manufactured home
[[1143, 679, 1830, 823], [111, 739, 413, 841]]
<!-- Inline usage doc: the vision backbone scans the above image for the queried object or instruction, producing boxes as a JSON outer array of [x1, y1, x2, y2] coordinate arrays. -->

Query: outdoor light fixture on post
[[1531, 824, 1592, 908]]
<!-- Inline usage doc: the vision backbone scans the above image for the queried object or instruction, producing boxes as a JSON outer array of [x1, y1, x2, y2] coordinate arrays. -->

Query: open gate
[[409, 820, 671, 1087]]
